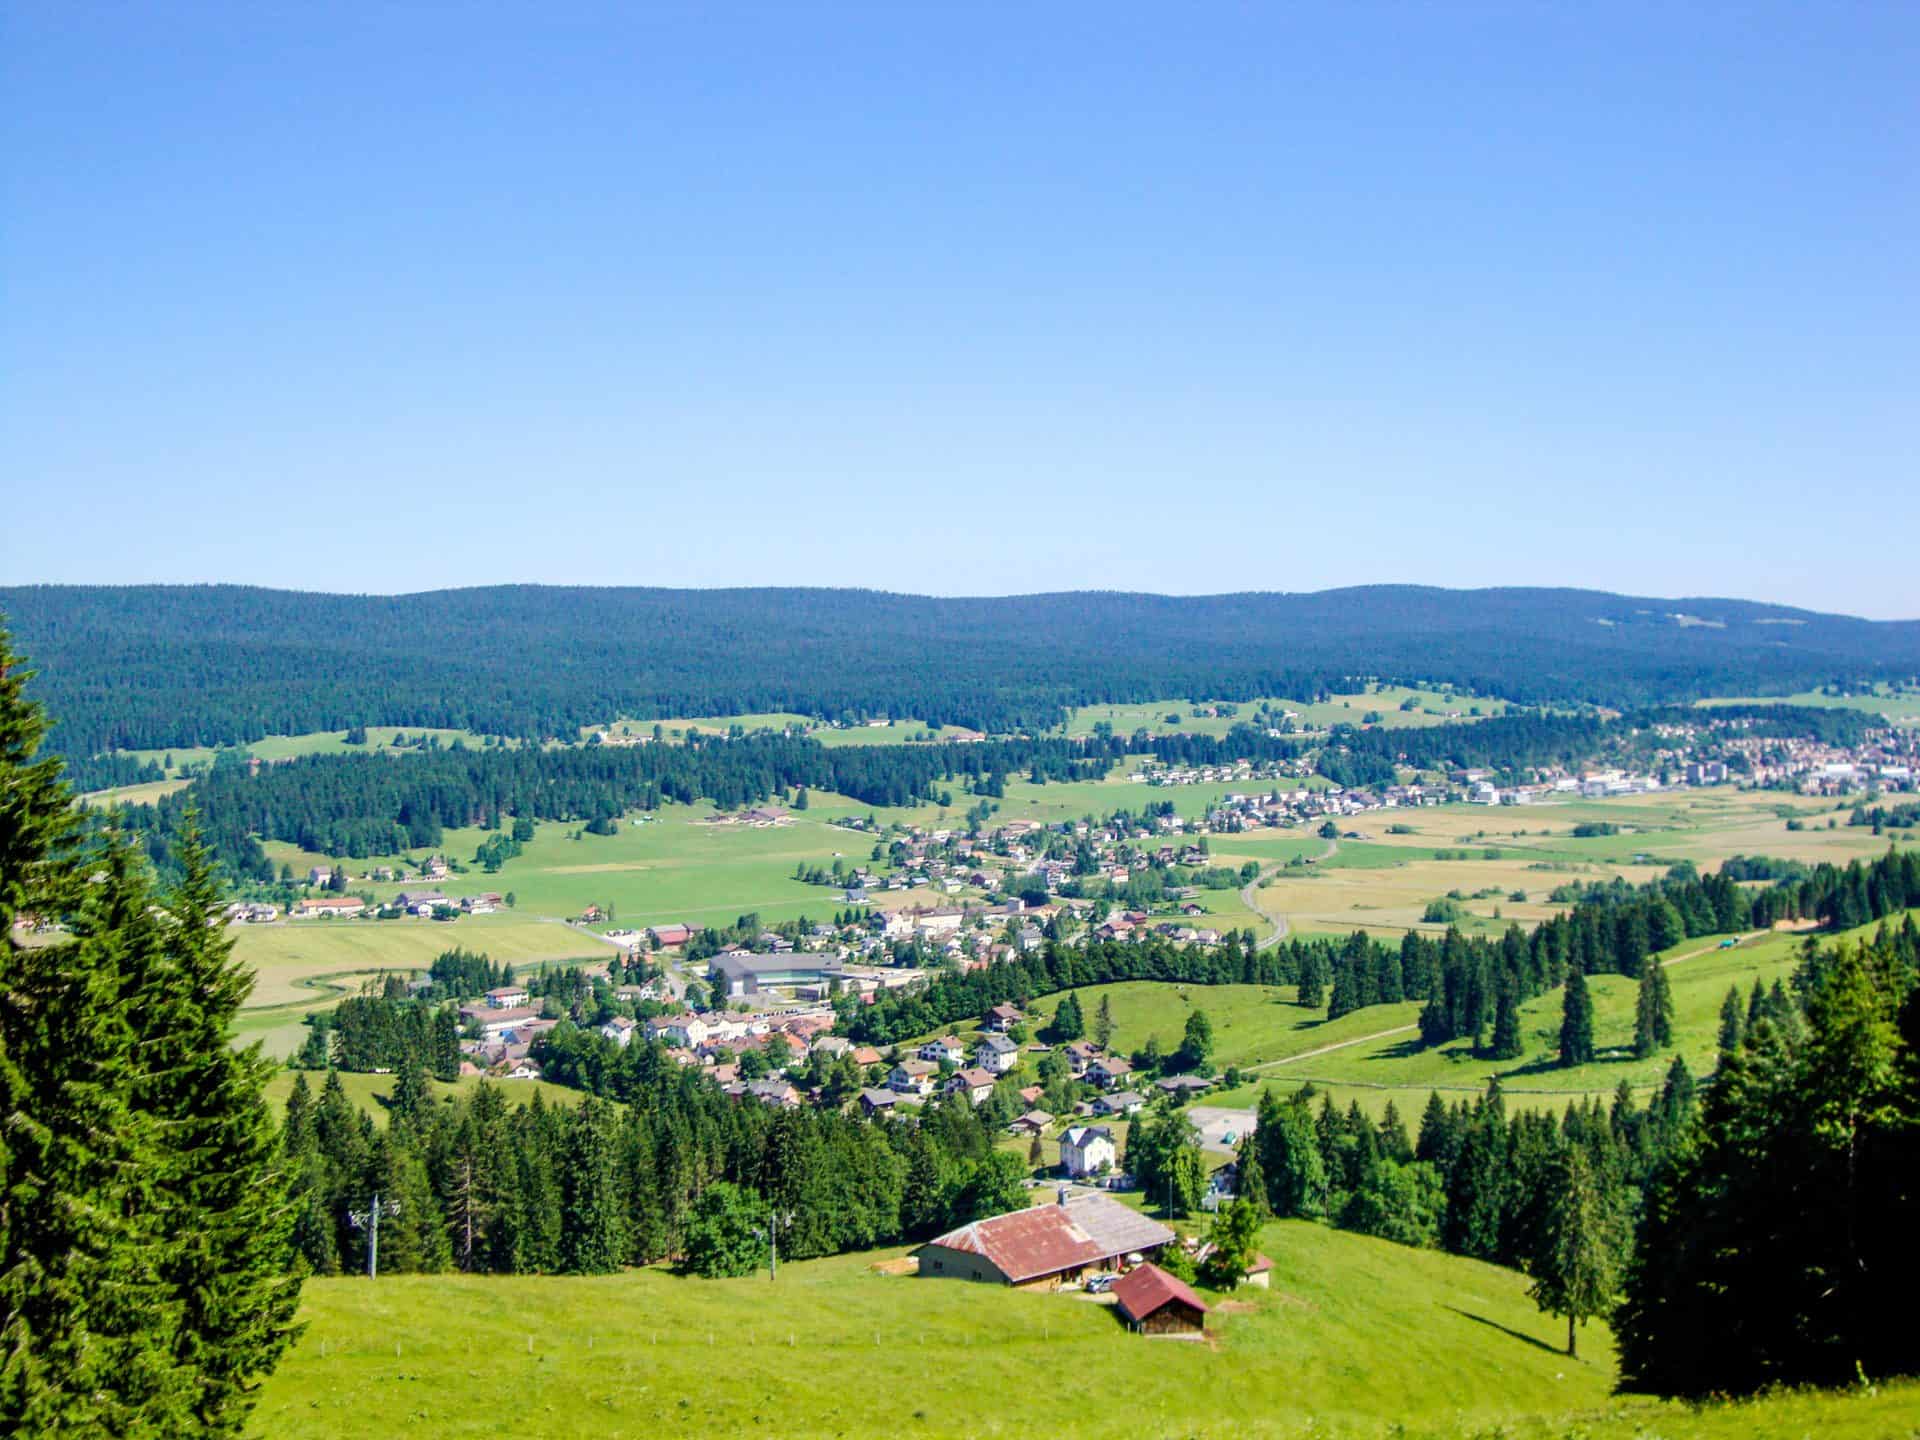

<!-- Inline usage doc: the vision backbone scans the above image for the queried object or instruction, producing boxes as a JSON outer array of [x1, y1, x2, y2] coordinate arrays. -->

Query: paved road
[[1241, 836, 1338, 949]]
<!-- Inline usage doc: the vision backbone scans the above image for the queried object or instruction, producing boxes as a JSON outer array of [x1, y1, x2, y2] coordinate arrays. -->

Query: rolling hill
[[4, 582, 1918, 755]]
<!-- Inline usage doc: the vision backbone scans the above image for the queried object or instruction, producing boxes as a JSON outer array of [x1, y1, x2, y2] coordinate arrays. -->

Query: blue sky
[[3, 4, 1915, 615]]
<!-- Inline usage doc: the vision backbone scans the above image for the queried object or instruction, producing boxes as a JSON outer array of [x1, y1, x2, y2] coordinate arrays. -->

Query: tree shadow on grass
[[1443, 1306, 1564, 1358]]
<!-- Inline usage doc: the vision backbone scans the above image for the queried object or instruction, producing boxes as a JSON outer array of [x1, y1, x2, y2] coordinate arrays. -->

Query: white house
[[1059, 1124, 1118, 1178], [598, 1015, 638, 1048], [918, 1035, 968, 1066], [485, 985, 530, 1009], [646, 1015, 711, 1049], [973, 1033, 1019, 1075]]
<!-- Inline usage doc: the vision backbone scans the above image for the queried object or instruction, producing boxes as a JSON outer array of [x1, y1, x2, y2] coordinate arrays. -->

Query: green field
[[107, 725, 502, 781], [1061, 686, 1512, 741], [1699, 685, 1920, 726], [246, 1216, 1912, 1439], [233, 913, 615, 1008]]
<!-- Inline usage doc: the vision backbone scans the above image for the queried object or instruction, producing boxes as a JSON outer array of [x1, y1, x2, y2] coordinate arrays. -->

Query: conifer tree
[[1529, 1143, 1623, 1357], [136, 817, 302, 1433], [1093, 993, 1114, 1050], [559, 1099, 627, 1274], [1487, 973, 1523, 1060], [1633, 961, 1675, 1059], [1559, 963, 1595, 1067], [1716, 984, 1745, 1053]]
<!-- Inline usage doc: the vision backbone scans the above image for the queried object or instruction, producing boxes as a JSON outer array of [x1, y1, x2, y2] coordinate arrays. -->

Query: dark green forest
[[6, 583, 1917, 755]]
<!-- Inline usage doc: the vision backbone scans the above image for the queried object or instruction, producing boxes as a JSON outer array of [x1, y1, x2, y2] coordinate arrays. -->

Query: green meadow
[[1059, 685, 1512, 741], [245, 1217, 1912, 1439], [1699, 685, 1920, 726]]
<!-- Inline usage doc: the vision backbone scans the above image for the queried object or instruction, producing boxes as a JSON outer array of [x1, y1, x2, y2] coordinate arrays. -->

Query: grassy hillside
[[247, 1216, 1911, 1439]]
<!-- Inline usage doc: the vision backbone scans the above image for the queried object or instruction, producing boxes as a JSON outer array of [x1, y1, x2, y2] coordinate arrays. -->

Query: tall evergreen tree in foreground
[[0, 624, 300, 1434], [1617, 936, 1918, 1395], [1527, 1144, 1622, 1357]]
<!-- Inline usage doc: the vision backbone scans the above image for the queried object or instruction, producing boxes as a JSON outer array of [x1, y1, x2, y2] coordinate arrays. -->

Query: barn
[[1111, 1262, 1210, 1336], [915, 1191, 1174, 1290]]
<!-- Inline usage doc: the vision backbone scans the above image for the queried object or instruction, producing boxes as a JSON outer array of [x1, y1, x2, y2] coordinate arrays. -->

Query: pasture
[[1220, 788, 1896, 940], [232, 913, 615, 1010], [245, 1217, 1913, 1439], [1699, 685, 1920, 726], [1059, 685, 1512, 741]]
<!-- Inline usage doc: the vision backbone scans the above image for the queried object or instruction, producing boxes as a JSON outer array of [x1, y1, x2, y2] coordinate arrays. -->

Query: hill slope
[[248, 1216, 1910, 1439], [5, 583, 1918, 753]]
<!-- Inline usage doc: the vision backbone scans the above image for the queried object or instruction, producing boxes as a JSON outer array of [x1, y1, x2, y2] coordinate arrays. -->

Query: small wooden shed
[[1111, 1262, 1210, 1336]]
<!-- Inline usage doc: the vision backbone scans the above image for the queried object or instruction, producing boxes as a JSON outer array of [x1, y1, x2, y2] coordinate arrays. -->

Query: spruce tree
[[1559, 963, 1595, 1068], [1529, 1143, 1622, 1357], [1716, 984, 1745, 1053], [1487, 974, 1523, 1060], [1633, 961, 1675, 1059], [559, 1099, 627, 1274], [134, 818, 302, 1433], [1093, 994, 1114, 1050]]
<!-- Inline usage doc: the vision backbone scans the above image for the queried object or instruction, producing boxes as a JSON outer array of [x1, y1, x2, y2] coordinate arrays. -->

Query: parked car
[[1085, 1273, 1115, 1294]]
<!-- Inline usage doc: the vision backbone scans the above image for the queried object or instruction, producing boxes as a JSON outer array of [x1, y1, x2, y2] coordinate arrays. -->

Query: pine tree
[[1559, 963, 1595, 1067], [1487, 973, 1523, 1060], [1233, 1132, 1269, 1219], [1633, 961, 1675, 1059], [1529, 1139, 1623, 1356], [559, 1099, 627, 1274], [134, 817, 302, 1433], [1716, 984, 1745, 1053]]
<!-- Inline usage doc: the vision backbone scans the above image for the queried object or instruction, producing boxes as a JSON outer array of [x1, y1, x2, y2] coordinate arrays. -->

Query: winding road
[[1240, 835, 1339, 949]]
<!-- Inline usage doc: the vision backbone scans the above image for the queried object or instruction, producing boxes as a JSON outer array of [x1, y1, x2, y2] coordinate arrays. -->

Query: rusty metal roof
[[921, 1195, 1173, 1285], [1112, 1262, 1210, 1324]]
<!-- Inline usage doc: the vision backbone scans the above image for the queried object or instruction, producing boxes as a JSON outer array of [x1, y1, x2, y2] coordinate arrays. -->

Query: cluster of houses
[[287, 887, 506, 921]]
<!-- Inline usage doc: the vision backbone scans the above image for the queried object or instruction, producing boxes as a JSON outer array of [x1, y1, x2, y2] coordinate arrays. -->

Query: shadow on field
[[1443, 1306, 1563, 1357]]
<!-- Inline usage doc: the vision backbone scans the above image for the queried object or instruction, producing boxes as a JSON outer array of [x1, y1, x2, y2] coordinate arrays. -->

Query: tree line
[[0, 631, 299, 1435], [11, 583, 1912, 757]]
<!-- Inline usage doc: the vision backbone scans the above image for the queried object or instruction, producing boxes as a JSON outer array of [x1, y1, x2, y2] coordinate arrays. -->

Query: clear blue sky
[[3, 4, 1915, 615]]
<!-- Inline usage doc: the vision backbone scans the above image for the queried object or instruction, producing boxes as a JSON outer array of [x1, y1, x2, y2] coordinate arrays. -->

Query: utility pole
[[758, 1210, 794, 1282], [349, 1192, 402, 1279]]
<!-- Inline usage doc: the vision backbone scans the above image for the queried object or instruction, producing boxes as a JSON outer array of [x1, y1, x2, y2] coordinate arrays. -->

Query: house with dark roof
[[915, 1191, 1174, 1290]]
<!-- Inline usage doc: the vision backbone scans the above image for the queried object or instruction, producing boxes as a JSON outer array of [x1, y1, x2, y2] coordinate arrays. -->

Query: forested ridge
[[7, 582, 1917, 755]]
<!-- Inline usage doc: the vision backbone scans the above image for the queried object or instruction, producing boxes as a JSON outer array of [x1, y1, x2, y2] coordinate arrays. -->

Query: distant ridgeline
[[5, 582, 1918, 755], [103, 703, 1871, 879]]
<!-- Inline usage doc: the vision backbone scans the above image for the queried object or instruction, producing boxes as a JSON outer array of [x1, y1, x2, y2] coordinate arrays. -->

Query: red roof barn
[[1111, 1262, 1210, 1336]]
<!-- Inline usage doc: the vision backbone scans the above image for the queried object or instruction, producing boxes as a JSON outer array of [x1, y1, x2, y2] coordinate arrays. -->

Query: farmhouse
[[291, 896, 365, 919], [1111, 1262, 1209, 1336], [1059, 1124, 1117, 1178], [916, 1191, 1174, 1289], [647, 923, 693, 947]]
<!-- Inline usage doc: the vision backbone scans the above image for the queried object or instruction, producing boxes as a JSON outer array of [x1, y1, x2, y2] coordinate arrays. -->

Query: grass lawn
[[246, 1215, 1913, 1439]]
